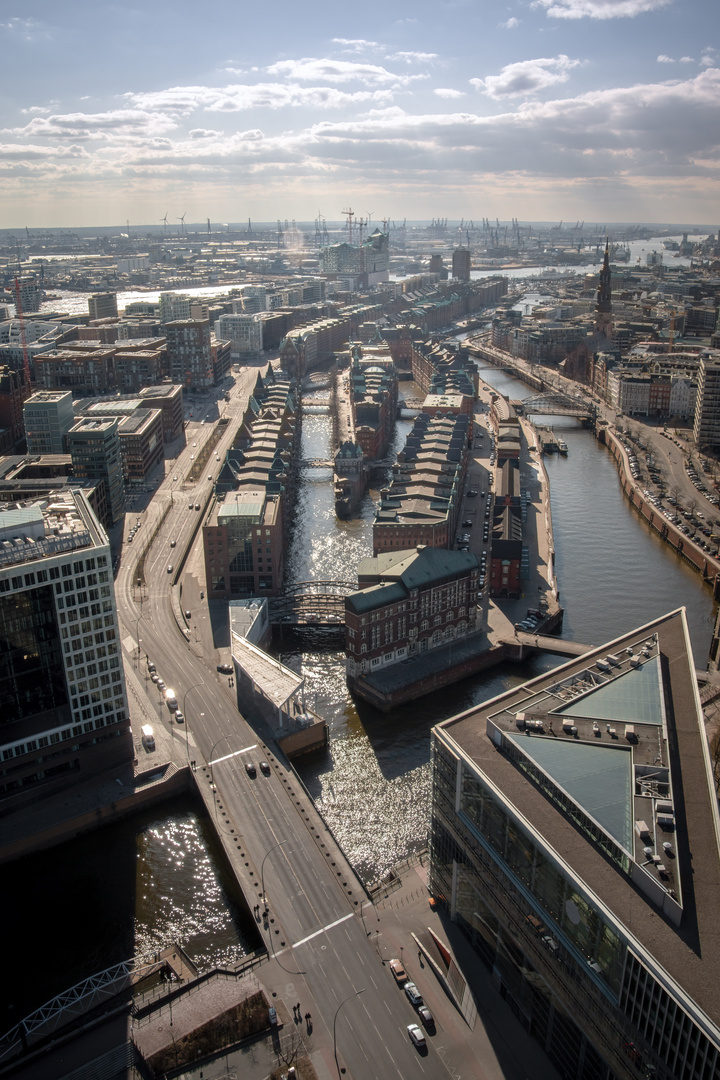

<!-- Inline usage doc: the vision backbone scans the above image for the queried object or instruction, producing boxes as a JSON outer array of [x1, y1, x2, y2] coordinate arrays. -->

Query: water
[[282, 372, 716, 884], [0, 797, 259, 1022]]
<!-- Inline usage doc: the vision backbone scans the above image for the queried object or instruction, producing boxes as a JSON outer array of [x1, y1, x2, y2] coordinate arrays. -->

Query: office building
[[430, 609, 720, 1080], [0, 491, 132, 806], [24, 390, 75, 455], [215, 313, 264, 357], [452, 248, 471, 282], [0, 367, 32, 451], [67, 417, 125, 527], [88, 292, 118, 321]]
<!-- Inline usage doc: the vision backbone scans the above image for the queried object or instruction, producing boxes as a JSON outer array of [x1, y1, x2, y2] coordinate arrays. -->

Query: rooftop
[[438, 608, 720, 1029]]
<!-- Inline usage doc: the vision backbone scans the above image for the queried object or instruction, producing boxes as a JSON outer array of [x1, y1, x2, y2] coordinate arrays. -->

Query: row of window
[[0, 554, 107, 593]]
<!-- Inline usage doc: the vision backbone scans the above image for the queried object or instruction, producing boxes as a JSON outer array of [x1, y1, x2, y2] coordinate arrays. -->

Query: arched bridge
[[269, 580, 356, 627], [521, 391, 595, 419]]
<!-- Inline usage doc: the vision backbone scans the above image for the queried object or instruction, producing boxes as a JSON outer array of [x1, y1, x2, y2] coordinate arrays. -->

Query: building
[[166, 318, 213, 390], [138, 384, 184, 442], [203, 489, 284, 598], [429, 608, 720, 1080], [215, 313, 264, 357], [117, 409, 164, 479], [452, 248, 471, 282], [113, 346, 165, 393], [595, 239, 613, 338], [34, 348, 115, 396], [345, 546, 479, 684], [0, 491, 132, 807], [693, 356, 720, 450], [67, 417, 125, 527], [88, 292, 118, 321], [23, 390, 75, 455], [14, 277, 41, 314], [0, 366, 32, 451]]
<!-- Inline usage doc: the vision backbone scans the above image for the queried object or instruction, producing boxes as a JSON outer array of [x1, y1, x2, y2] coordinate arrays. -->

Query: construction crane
[[13, 277, 32, 390]]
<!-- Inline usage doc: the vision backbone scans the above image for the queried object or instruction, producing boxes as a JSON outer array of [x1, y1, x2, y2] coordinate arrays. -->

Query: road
[[114, 367, 464, 1080]]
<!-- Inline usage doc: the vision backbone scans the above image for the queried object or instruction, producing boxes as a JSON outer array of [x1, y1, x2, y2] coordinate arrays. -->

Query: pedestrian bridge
[[522, 391, 595, 419], [269, 580, 356, 626]]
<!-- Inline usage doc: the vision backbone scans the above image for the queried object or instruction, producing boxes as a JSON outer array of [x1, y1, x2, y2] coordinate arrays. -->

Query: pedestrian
[[296, 1002, 301, 1014]]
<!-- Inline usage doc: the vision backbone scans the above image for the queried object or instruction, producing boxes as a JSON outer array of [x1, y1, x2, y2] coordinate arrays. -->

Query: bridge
[[269, 580, 356, 627], [521, 391, 596, 420]]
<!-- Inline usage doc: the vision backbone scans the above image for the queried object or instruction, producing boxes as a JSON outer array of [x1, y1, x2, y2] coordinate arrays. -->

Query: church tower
[[595, 238, 613, 338]]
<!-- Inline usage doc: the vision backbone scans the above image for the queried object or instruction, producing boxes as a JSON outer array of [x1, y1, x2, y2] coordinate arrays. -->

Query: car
[[189, 502, 194, 510], [192, 441, 197, 447], [418, 1005, 434, 1028], [260, 761, 271, 776], [467, 489, 478, 497], [245, 761, 257, 778], [185, 609, 191, 619], [389, 959, 407, 983], [407, 1024, 426, 1048], [462, 519, 473, 527], [268, 1005, 277, 1025], [172, 475, 178, 481], [208, 475, 213, 481], [157, 679, 165, 691], [404, 981, 423, 1006], [167, 565, 173, 573], [217, 663, 233, 674], [174, 710, 184, 724], [195, 503, 200, 511], [151, 672, 159, 683]]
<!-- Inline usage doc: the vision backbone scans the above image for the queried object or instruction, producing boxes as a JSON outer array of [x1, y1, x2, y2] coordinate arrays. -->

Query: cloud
[[3, 110, 177, 141], [434, 88, 466, 99], [0, 17, 52, 41], [533, 0, 671, 17], [188, 128, 224, 139], [657, 54, 674, 63], [701, 49, 717, 68], [332, 38, 383, 54], [266, 57, 416, 85], [500, 17, 520, 27], [472, 55, 581, 99], [385, 51, 438, 63], [126, 82, 392, 114]]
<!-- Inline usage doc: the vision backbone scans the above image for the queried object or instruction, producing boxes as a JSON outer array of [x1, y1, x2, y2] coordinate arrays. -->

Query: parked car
[[174, 710, 184, 724], [217, 663, 233, 674], [404, 981, 423, 1006], [418, 1005, 434, 1028]]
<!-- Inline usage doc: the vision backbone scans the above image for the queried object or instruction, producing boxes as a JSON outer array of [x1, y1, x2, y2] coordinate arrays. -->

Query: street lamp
[[134, 613, 144, 668], [261, 840, 290, 909], [333, 988, 365, 1076], [182, 682, 205, 758], [208, 733, 235, 794]]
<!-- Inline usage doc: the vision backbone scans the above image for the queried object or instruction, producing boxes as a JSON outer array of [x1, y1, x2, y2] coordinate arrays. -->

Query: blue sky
[[1, 0, 718, 228]]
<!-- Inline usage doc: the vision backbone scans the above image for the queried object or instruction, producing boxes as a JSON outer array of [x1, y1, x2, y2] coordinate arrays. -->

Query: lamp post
[[208, 733, 235, 793], [333, 988, 365, 1076], [134, 613, 143, 668], [260, 840, 290, 910], [182, 682, 205, 758]]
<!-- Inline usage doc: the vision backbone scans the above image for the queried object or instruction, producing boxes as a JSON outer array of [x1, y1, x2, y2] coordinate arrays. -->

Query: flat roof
[[438, 608, 720, 1029]]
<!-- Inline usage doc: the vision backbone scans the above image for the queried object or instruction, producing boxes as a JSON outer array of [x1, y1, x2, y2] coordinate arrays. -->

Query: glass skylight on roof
[[552, 658, 663, 727]]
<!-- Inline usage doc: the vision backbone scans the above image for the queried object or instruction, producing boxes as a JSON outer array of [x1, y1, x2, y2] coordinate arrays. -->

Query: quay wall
[[0, 764, 191, 866], [468, 340, 546, 393], [599, 426, 720, 587]]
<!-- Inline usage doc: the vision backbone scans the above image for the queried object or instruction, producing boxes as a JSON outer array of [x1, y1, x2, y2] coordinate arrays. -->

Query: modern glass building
[[430, 609, 720, 1080], [0, 491, 132, 806]]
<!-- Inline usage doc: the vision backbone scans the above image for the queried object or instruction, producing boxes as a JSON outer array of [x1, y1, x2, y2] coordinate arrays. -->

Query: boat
[[557, 438, 568, 456]]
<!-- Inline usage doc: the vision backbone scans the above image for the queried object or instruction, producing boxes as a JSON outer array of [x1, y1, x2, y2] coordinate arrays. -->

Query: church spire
[[595, 237, 613, 337]]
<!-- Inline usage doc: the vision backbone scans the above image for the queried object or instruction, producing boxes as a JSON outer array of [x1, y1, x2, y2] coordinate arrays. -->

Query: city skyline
[[1, 0, 718, 228]]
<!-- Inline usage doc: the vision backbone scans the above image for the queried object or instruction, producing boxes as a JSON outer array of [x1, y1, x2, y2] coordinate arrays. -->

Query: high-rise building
[[24, 390, 75, 455], [693, 355, 720, 450], [0, 491, 132, 806], [429, 608, 720, 1080], [452, 248, 471, 282], [595, 239, 613, 338], [67, 417, 125, 527], [166, 318, 213, 389], [88, 292, 118, 321]]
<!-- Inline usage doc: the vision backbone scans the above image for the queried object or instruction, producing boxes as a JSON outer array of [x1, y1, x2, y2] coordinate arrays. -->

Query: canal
[[281, 369, 716, 883]]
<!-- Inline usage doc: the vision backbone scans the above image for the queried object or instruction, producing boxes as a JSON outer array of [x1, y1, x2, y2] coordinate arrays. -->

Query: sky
[[0, 0, 718, 229]]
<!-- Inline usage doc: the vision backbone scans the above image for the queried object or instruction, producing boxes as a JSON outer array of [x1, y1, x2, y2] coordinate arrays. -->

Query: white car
[[407, 1024, 426, 1048]]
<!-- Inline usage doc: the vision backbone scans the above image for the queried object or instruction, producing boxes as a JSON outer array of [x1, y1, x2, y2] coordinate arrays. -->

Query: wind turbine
[[177, 212, 187, 235], [160, 212, 169, 233]]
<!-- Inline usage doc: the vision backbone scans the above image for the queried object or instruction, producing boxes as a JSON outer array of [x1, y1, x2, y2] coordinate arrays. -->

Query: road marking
[[292, 912, 354, 949], [209, 744, 257, 765]]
